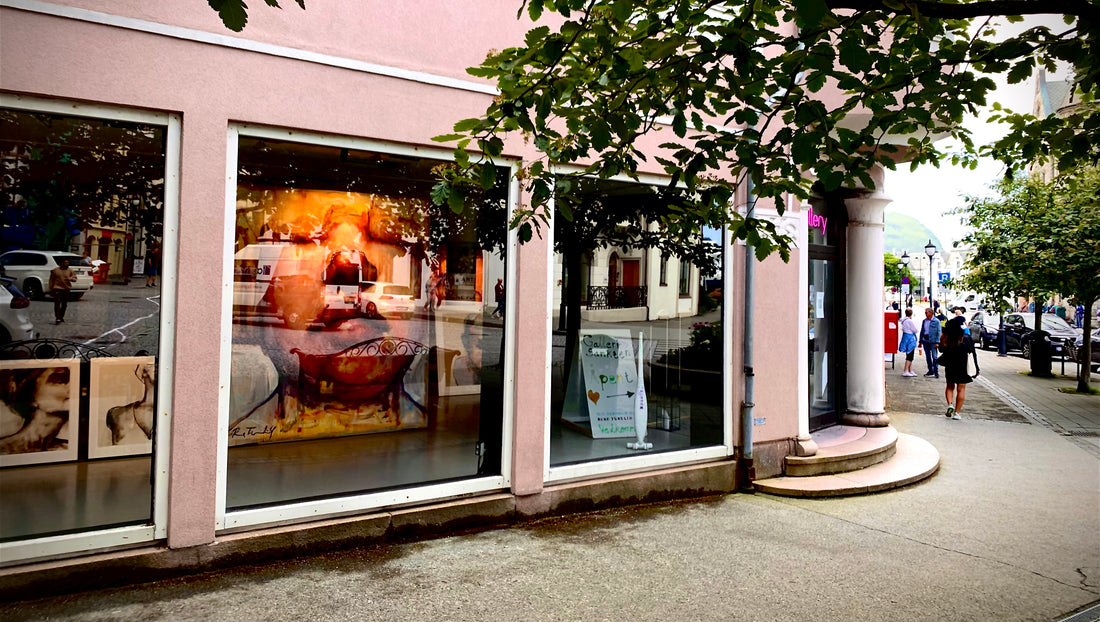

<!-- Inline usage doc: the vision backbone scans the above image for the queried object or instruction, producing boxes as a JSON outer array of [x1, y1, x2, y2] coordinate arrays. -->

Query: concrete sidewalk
[[1, 357, 1097, 621], [887, 346, 1100, 456]]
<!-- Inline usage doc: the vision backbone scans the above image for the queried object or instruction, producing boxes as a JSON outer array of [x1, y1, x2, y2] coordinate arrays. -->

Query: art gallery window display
[[224, 130, 510, 516], [0, 98, 175, 557], [549, 178, 727, 471]]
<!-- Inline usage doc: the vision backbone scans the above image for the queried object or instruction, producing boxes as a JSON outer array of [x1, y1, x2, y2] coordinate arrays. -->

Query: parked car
[[0, 276, 35, 345], [999, 312, 1079, 360], [0, 250, 94, 300], [1070, 328, 1100, 372], [359, 281, 415, 319], [967, 310, 1004, 350]]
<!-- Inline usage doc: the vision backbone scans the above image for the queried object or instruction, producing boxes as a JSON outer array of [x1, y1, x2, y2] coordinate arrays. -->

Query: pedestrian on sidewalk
[[920, 307, 941, 378], [939, 316, 980, 419], [899, 308, 919, 376]]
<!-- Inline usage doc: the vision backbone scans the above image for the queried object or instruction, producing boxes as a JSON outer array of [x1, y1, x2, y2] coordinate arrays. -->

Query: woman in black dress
[[939, 316, 980, 420]]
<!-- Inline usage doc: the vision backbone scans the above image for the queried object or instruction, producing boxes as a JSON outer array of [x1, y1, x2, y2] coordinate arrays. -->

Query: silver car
[[0, 276, 35, 345], [0, 250, 94, 300]]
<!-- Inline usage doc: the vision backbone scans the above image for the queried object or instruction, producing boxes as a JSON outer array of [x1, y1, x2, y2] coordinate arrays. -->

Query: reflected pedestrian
[[48, 259, 76, 324], [492, 278, 505, 318]]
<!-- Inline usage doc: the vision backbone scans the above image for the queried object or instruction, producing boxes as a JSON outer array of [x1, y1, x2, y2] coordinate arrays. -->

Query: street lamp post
[[925, 240, 937, 312], [900, 251, 910, 309]]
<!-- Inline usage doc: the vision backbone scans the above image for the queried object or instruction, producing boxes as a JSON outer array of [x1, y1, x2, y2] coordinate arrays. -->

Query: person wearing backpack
[[939, 316, 980, 420]]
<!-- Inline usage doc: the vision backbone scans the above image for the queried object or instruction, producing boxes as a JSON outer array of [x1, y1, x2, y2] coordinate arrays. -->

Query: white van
[[947, 292, 985, 312], [233, 242, 369, 329]]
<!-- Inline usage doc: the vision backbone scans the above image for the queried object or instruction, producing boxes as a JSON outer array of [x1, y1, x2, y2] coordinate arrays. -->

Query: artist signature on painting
[[229, 424, 276, 440]]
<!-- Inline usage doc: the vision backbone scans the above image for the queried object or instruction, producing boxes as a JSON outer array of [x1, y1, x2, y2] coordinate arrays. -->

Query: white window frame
[[0, 94, 179, 565], [217, 124, 517, 532], [543, 170, 734, 485]]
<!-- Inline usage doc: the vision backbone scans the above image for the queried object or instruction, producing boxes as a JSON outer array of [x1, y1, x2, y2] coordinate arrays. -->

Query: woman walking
[[899, 308, 919, 376], [939, 316, 980, 419]]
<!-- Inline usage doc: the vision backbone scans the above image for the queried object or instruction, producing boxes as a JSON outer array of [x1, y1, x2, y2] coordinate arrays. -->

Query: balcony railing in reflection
[[587, 285, 648, 310]]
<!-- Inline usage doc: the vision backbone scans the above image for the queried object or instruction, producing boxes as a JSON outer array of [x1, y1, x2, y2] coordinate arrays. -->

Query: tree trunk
[[556, 249, 584, 422], [1030, 299, 1052, 377], [1077, 296, 1095, 393]]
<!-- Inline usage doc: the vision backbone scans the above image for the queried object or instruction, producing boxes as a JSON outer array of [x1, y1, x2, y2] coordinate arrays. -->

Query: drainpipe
[[738, 175, 756, 492]]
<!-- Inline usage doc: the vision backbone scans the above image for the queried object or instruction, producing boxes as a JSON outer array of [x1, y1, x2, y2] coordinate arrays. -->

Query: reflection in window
[[550, 179, 724, 467], [0, 107, 167, 541], [226, 137, 509, 510]]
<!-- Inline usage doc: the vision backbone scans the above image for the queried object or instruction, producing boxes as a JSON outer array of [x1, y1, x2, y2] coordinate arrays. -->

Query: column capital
[[845, 193, 892, 226]]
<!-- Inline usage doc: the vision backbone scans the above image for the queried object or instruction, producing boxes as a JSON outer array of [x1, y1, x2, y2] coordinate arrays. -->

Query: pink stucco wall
[[1, 1, 805, 549]]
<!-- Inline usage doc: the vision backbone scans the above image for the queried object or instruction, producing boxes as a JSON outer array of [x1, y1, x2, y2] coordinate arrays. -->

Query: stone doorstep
[[784, 425, 899, 477], [753, 433, 940, 498]]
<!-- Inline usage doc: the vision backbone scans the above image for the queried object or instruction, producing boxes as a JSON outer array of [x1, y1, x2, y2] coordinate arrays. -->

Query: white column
[[842, 193, 892, 427]]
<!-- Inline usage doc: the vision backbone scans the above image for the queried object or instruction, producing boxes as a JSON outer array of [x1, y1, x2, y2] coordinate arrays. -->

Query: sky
[[882, 14, 1075, 250]]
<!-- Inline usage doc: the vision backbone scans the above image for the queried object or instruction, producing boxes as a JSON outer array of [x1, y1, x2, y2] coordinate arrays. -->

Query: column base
[[841, 411, 891, 427], [793, 434, 819, 457]]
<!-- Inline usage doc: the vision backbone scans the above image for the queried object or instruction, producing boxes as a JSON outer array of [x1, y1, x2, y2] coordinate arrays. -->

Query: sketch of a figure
[[105, 363, 155, 445]]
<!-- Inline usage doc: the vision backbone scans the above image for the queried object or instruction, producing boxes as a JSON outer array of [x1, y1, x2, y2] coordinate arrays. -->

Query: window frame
[[0, 93, 180, 564], [216, 123, 518, 533], [542, 169, 733, 485]]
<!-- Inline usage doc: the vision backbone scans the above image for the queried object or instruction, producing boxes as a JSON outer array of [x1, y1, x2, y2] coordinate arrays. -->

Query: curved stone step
[[785, 425, 898, 476], [754, 433, 940, 498]]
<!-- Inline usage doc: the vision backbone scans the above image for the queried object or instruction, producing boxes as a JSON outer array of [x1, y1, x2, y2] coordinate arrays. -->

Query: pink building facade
[[0, 1, 897, 582]]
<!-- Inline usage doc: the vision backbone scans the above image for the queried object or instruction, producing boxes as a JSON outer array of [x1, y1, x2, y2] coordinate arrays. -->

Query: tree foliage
[[955, 165, 1099, 389], [207, 0, 304, 32], [420, 0, 1100, 255], [0, 109, 166, 252], [883, 252, 914, 291]]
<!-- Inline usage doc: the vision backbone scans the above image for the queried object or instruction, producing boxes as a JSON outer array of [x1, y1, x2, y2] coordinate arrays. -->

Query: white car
[[0, 250, 94, 300], [0, 276, 35, 345], [359, 281, 415, 320]]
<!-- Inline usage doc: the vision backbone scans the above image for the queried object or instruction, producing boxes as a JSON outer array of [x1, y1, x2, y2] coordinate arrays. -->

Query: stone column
[[842, 193, 892, 427]]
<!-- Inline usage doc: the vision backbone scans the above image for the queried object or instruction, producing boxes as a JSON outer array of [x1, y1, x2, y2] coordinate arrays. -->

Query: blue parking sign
[[938, 272, 950, 284]]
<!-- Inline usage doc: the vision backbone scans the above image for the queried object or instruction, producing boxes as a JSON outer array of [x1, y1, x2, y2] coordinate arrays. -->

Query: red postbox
[[884, 310, 900, 368]]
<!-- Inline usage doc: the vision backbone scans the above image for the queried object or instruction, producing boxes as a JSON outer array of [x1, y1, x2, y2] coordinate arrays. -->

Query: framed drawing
[[88, 356, 156, 459], [435, 316, 482, 397], [0, 359, 80, 467]]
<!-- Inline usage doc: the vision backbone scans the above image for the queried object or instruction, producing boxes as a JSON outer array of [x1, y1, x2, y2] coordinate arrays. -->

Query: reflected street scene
[[224, 136, 509, 510]]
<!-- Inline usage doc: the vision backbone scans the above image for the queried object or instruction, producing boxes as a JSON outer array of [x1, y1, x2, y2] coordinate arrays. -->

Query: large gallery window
[[0, 103, 169, 544], [225, 134, 509, 511], [549, 179, 725, 468]]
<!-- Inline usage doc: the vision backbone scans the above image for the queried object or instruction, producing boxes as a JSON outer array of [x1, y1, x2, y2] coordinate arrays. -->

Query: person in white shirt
[[899, 308, 919, 376]]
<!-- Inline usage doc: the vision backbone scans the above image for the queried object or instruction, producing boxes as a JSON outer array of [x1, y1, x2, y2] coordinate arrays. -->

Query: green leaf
[[432, 133, 466, 143], [518, 222, 533, 243], [452, 118, 483, 132], [479, 163, 498, 190], [208, 0, 247, 32], [430, 181, 450, 207], [672, 112, 687, 138], [525, 26, 550, 48], [447, 188, 465, 214], [792, 0, 829, 28]]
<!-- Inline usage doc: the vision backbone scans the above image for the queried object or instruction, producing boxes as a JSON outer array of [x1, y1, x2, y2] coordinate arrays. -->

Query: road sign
[[901, 276, 910, 284], [938, 272, 951, 284]]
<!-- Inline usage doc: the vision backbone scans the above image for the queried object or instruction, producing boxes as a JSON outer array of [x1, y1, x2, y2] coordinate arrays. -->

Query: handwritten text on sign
[[579, 330, 638, 438]]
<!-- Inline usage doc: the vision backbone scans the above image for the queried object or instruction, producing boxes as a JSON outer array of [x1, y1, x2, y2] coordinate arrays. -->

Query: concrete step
[[753, 433, 940, 498], [784, 425, 897, 476]]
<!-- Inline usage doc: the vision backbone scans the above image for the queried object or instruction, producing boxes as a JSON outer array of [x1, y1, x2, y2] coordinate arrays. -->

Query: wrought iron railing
[[586, 285, 648, 310]]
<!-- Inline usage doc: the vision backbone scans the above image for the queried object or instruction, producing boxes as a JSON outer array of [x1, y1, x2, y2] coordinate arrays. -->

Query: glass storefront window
[[226, 135, 509, 510], [549, 179, 725, 467], [0, 106, 167, 542]]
